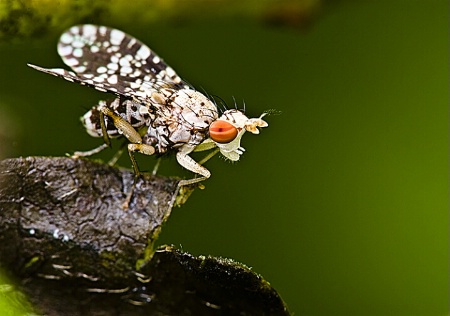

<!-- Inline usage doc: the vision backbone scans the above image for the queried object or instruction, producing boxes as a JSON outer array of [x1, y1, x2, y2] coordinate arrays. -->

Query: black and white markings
[[30, 25, 182, 99], [29, 25, 268, 186]]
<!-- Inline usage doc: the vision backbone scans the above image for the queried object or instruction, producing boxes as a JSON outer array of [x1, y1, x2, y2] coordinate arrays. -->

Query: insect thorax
[[81, 88, 219, 153]]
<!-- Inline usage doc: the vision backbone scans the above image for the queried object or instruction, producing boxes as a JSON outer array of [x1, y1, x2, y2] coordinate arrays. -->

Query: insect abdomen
[[81, 98, 152, 138]]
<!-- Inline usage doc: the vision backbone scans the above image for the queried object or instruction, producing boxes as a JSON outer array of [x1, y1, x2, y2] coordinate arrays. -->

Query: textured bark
[[0, 157, 289, 315]]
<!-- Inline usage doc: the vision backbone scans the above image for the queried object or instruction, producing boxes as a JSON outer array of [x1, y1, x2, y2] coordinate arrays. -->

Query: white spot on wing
[[107, 75, 118, 84], [107, 63, 119, 71], [73, 48, 83, 58], [70, 26, 80, 35], [119, 57, 130, 67], [82, 25, 97, 38], [127, 38, 136, 49], [60, 33, 73, 44], [58, 45, 73, 56], [93, 74, 107, 82], [137, 45, 151, 60], [166, 67, 176, 77], [121, 66, 133, 74], [90, 45, 100, 53], [75, 66, 86, 73], [52, 68, 66, 75], [110, 29, 125, 46], [130, 82, 141, 89], [97, 66, 107, 73], [65, 58, 79, 66], [71, 40, 84, 48]]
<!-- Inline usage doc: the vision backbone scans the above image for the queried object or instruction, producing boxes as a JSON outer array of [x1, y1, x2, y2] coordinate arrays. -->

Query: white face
[[208, 110, 268, 161]]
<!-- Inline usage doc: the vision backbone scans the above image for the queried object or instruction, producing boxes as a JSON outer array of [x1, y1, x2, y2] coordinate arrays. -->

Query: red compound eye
[[209, 120, 238, 143]]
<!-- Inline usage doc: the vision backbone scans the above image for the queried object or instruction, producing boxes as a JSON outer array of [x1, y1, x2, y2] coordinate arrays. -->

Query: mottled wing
[[28, 24, 185, 101]]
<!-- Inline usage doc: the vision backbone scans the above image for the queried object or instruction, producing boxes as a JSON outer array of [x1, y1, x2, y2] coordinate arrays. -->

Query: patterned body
[[31, 25, 219, 154], [82, 89, 218, 154], [28, 25, 268, 185]]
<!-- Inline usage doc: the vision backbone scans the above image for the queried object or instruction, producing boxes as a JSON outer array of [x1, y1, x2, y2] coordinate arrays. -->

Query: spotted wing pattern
[[28, 24, 186, 102]]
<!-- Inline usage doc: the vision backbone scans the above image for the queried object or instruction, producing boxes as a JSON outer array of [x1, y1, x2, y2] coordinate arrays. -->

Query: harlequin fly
[[28, 25, 268, 186]]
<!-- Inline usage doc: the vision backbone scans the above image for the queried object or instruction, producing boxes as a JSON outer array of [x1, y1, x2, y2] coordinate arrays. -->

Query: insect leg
[[197, 148, 220, 166], [107, 139, 128, 166], [99, 105, 156, 177], [127, 143, 156, 176], [98, 106, 158, 209], [99, 107, 142, 144], [192, 138, 217, 153], [152, 157, 162, 176], [99, 110, 111, 148], [72, 143, 109, 158], [176, 148, 211, 186], [120, 143, 156, 209], [191, 138, 219, 167], [72, 107, 115, 158]]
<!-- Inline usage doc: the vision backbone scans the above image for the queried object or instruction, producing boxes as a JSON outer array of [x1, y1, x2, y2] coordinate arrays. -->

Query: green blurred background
[[0, 0, 448, 315]]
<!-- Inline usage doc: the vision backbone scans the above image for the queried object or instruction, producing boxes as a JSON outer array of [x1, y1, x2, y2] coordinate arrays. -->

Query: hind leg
[[98, 106, 158, 208]]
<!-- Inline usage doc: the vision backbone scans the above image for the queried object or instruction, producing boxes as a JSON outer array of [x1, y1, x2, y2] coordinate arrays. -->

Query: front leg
[[176, 146, 211, 186]]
